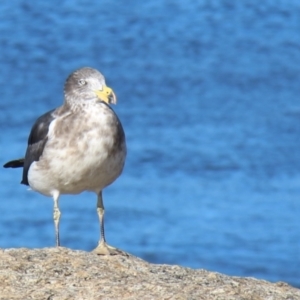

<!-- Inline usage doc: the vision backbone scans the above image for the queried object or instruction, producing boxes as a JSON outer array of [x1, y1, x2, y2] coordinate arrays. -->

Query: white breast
[[28, 103, 126, 197]]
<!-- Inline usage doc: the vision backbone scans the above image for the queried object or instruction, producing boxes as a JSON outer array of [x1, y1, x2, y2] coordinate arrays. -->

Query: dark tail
[[3, 158, 24, 168]]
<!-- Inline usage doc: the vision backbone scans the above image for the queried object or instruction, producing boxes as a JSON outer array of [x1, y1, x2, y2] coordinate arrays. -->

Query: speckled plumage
[[28, 99, 125, 196], [4, 67, 126, 254]]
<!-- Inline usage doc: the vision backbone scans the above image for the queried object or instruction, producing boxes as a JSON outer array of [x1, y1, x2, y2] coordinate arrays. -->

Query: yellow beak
[[94, 86, 117, 104]]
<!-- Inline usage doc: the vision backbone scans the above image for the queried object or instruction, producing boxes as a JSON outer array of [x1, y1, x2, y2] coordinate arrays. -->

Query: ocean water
[[0, 0, 300, 288]]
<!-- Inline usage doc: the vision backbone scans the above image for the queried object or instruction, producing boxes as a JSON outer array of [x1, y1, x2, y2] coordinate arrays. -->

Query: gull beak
[[94, 86, 117, 104]]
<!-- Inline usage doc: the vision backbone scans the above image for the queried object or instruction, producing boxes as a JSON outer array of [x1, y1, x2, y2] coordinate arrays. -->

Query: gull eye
[[78, 79, 87, 86]]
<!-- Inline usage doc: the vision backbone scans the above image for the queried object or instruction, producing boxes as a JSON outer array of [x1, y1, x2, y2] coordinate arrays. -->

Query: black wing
[[21, 109, 56, 185], [3, 109, 56, 185]]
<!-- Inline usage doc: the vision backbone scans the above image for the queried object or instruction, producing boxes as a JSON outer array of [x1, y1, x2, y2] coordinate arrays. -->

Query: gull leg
[[93, 191, 120, 255], [52, 191, 61, 247]]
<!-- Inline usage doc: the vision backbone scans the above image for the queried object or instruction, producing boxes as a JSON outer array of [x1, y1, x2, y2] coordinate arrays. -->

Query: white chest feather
[[28, 103, 126, 196]]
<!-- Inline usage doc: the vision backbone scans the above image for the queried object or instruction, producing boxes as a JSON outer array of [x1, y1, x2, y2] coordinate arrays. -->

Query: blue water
[[1, 0, 300, 288]]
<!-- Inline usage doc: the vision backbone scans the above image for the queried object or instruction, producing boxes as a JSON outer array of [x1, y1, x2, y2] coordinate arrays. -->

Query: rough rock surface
[[0, 247, 299, 300]]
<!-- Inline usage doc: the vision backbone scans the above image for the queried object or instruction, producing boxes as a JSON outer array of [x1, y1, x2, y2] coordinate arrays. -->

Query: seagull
[[3, 67, 126, 255]]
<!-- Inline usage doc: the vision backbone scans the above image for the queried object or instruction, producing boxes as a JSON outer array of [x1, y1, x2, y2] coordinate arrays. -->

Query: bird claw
[[93, 241, 122, 255]]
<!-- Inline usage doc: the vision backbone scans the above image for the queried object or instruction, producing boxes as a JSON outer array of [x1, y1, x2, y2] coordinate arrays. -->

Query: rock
[[0, 247, 299, 300]]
